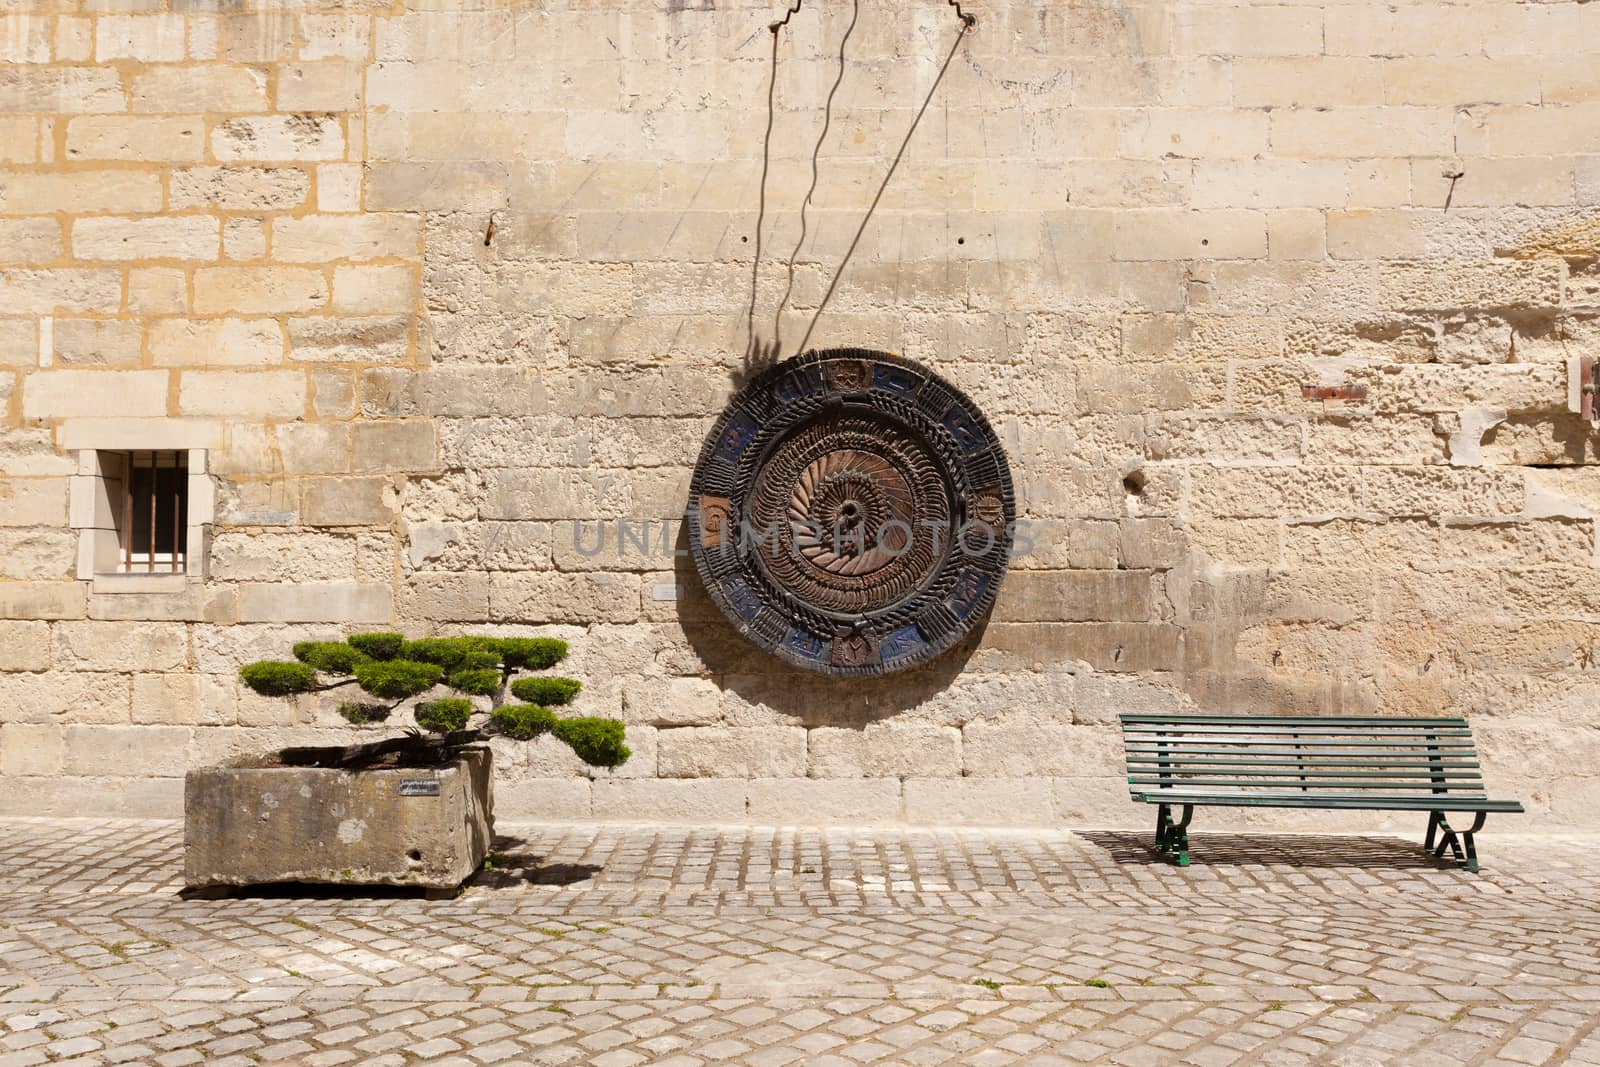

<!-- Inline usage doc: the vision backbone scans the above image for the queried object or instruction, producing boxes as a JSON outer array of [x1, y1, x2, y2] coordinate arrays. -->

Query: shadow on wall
[[668, 508, 1385, 728], [669, 528, 990, 728]]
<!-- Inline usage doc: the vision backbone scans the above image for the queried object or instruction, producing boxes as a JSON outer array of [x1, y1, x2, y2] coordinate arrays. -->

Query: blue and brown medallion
[[687, 349, 1015, 677]]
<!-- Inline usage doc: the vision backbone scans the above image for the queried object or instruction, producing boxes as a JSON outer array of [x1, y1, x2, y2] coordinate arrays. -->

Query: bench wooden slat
[[1131, 791, 1525, 813], [1127, 735, 1471, 743], [1130, 768, 1483, 781], [1122, 726, 1473, 738], [1127, 743, 1477, 751], [1127, 756, 1481, 769], [1122, 714, 1470, 727], [1128, 778, 1486, 791], [1125, 741, 1479, 752], [1126, 752, 1478, 767], [1126, 750, 1481, 760]]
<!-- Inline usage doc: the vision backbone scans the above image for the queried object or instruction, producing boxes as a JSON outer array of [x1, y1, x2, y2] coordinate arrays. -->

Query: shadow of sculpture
[[670, 528, 990, 729]]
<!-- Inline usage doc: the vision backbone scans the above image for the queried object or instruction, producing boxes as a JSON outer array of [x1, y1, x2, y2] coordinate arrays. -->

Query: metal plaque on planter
[[688, 348, 1015, 676]]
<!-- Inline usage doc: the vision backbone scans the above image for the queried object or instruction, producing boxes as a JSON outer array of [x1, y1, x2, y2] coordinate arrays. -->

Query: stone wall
[[2, 0, 1598, 827]]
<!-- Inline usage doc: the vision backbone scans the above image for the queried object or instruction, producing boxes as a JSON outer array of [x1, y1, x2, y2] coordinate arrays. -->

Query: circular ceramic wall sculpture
[[688, 348, 1015, 677]]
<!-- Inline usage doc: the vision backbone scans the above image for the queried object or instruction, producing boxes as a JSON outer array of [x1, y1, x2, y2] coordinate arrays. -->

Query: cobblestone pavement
[[2, 819, 1599, 1066]]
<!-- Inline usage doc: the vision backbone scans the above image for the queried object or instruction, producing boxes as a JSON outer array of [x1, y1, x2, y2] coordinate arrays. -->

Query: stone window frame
[[66, 424, 217, 595]]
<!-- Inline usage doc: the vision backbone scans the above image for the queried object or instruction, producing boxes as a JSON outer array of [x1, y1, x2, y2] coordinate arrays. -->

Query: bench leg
[[1171, 805, 1193, 867], [1426, 811, 1487, 873], [1460, 811, 1486, 874], [1432, 815, 1465, 866], [1461, 827, 1480, 874], [1154, 804, 1193, 867]]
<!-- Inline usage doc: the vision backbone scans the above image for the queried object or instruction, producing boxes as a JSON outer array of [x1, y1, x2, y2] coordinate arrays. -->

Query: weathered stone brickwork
[[2, 0, 1598, 826]]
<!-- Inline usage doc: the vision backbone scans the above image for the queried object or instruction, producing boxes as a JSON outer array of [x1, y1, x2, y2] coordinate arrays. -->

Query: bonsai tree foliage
[[238, 633, 630, 770]]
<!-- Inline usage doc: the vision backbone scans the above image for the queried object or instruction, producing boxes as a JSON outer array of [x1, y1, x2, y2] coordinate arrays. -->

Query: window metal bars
[[120, 451, 187, 574]]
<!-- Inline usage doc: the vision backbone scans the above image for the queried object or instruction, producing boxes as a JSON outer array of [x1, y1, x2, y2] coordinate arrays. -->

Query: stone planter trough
[[184, 746, 493, 897]]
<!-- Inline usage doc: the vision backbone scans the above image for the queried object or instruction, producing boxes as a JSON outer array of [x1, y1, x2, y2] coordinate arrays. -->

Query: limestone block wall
[[2, 0, 1599, 827]]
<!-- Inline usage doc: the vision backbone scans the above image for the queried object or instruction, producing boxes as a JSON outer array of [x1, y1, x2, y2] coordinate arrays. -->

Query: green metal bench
[[1120, 714, 1524, 872]]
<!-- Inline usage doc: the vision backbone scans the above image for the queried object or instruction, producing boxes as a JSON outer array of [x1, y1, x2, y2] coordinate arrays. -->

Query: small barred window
[[117, 451, 190, 574], [71, 445, 213, 588]]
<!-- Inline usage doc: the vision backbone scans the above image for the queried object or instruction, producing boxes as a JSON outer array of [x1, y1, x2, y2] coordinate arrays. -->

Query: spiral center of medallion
[[794, 453, 909, 570], [757, 423, 945, 608]]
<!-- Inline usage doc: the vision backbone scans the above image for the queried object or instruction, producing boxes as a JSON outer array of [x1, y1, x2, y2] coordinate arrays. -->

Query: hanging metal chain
[[745, 21, 786, 365], [748, 1, 976, 364], [794, 9, 974, 358], [772, 0, 860, 355]]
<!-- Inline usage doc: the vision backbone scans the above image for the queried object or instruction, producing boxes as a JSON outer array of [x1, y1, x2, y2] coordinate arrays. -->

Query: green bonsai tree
[[238, 633, 630, 770]]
